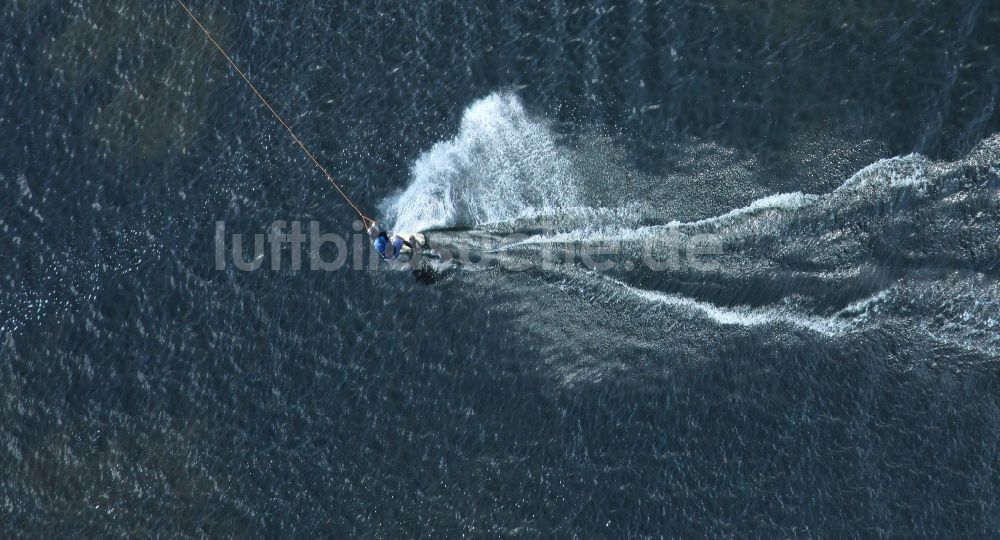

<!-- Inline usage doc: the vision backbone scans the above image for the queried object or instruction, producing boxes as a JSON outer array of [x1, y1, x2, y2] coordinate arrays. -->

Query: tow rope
[[174, 0, 374, 227]]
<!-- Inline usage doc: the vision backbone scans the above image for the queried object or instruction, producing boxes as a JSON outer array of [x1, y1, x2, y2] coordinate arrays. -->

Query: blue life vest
[[374, 234, 390, 259]]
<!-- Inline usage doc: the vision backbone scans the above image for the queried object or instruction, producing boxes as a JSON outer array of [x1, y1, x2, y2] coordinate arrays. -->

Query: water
[[2, 0, 999, 536]]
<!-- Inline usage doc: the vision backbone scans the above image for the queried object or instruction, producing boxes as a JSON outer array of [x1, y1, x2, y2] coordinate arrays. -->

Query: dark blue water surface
[[3, 1, 1000, 536]]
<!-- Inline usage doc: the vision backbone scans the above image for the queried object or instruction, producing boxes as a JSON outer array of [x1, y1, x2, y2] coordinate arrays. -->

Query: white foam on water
[[495, 153, 936, 250], [502, 191, 820, 247], [385, 93, 581, 232], [833, 288, 893, 320], [668, 192, 819, 228], [598, 274, 854, 336], [832, 154, 930, 193]]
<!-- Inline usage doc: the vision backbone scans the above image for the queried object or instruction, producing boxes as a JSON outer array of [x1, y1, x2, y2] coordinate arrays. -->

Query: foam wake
[[386, 93, 1000, 372]]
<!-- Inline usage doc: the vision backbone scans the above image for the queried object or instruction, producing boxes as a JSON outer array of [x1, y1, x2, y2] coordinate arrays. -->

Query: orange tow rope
[[175, 0, 374, 227]]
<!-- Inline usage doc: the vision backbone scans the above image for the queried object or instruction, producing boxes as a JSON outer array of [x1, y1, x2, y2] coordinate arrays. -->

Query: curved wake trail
[[598, 273, 894, 337], [385, 93, 1000, 377]]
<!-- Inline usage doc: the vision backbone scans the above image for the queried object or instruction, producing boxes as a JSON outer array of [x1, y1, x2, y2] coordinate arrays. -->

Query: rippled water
[[3, 1, 999, 536]]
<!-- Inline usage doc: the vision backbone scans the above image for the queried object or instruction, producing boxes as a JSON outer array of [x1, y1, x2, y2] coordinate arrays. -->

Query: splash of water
[[385, 93, 582, 232]]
